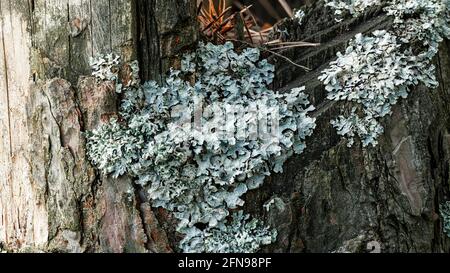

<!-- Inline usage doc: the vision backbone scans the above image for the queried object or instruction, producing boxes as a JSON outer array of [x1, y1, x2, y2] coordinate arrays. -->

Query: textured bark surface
[[0, 0, 449, 253], [249, 2, 450, 253], [135, 0, 198, 82], [0, 0, 196, 252]]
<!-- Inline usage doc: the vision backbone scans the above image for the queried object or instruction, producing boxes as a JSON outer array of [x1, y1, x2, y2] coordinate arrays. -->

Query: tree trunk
[[255, 3, 450, 253], [0, 0, 449, 253], [0, 0, 197, 252]]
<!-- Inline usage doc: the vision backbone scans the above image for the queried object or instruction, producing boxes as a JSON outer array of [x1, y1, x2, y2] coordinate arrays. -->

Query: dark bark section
[[135, 0, 198, 82], [135, 0, 162, 82], [242, 1, 450, 253]]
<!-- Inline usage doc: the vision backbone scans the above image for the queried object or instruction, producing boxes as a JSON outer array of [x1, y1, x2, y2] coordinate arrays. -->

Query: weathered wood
[[0, 0, 42, 250], [0, 0, 197, 252], [30, 0, 135, 83], [90, 1, 112, 55], [68, 0, 93, 83]]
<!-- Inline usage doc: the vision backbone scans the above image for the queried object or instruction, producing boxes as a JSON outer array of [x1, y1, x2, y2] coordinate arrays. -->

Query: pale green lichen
[[263, 198, 276, 212], [324, 0, 383, 21], [180, 211, 277, 253], [293, 9, 306, 25], [440, 201, 450, 238], [86, 42, 316, 253], [89, 53, 141, 95], [89, 53, 120, 82], [319, 0, 450, 147]]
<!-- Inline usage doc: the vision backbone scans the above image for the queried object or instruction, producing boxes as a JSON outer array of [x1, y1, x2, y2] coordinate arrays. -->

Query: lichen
[[89, 53, 121, 82], [324, 0, 383, 21], [180, 211, 277, 253], [263, 198, 276, 212], [440, 201, 450, 238], [86, 42, 316, 253], [319, 0, 450, 147], [293, 9, 306, 25]]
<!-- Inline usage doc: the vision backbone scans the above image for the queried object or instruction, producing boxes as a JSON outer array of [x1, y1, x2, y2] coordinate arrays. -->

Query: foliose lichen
[[324, 0, 383, 21], [86, 42, 316, 253], [293, 9, 306, 25], [90, 54, 139, 94], [180, 211, 277, 253], [319, 0, 450, 147], [90, 53, 120, 81], [440, 201, 450, 238]]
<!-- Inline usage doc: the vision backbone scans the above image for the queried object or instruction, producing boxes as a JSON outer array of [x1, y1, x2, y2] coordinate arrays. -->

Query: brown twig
[[202, 6, 232, 32], [229, 38, 312, 71], [268, 43, 320, 51], [265, 48, 311, 71]]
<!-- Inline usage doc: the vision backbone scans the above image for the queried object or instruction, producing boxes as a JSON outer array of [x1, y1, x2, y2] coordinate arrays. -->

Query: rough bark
[[250, 2, 450, 253], [0, 0, 449, 253], [0, 0, 196, 252]]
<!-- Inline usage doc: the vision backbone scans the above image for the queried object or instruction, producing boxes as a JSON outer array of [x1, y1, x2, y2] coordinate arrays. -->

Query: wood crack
[[135, 0, 162, 82], [1, 19, 13, 158], [132, 182, 151, 252]]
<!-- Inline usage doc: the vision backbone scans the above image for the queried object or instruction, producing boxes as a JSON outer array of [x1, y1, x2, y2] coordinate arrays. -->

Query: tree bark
[[0, 0, 196, 252], [0, 0, 449, 253], [253, 2, 450, 253]]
